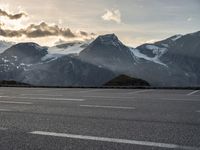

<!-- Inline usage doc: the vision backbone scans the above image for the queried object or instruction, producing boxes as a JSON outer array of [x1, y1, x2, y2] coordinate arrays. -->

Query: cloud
[[0, 9, 27, 20], [102, 9, 121, 23], [0, 22, 93, 39], [187, 17, 192, 22], [25, 22, 76, 38], [79, 31, 89, 36]]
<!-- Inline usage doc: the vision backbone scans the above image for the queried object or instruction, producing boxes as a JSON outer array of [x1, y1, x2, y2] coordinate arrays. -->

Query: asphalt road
[[0, 87, 200, 150]]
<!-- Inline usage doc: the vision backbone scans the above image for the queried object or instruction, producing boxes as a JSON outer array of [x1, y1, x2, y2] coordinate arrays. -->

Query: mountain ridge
[[0, 30, 200, 86]]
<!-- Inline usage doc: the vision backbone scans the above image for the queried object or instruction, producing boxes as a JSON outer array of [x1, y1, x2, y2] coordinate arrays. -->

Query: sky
[[0, 0, 200, 47]]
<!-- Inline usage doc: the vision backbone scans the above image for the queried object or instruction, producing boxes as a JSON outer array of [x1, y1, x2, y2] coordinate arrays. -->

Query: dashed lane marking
[[187, 90, 200, 96], [21, 94, 63, 97], [0, 101, 32, 105], [80, 105, 135, 110], [30, 131, 200, 150], [0, 109, 12, 112], [127, 90, 154, 94], [0, 96, 84, 101]]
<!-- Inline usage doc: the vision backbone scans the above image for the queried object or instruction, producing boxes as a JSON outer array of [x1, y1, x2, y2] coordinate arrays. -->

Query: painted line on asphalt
[[30, 131, 200, 150], [127, 90, 154, 94], [0, 96, 84, 101], [0, 109, 12, 112], [0, 127, 7, 130], [84, 96, 200, 102], [0, 101, 32, 105], [196, 110, 200, 113], [83, 96, 135, 99], [160, 98, 200, 102], [187, 90, 200, 96], [80, 105, 135, 110], [21, 94, 63, 97], [78, 89, 108, 93]]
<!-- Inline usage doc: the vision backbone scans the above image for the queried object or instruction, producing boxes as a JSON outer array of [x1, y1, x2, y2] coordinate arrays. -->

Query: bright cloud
[[187, 17, 192, 22], [0, 8, 95, 45], [102, 9, 121, 23]]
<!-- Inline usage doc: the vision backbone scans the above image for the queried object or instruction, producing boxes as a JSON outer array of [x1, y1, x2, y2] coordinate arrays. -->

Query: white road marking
[[0, 96, 84, 101], [80, 105, 135, 110], [187, 90, 200, 96], [30, 131, 200, 150], [127, 90, 154, 94], [196, 110, 200, 113], [0, 109, 12, 112], [78, 89, 108, 93], [161, 98, 200, 102], [21, 94, 63, 97], [0, 127, 7, 130], [0, 101, 32, 105], [84, 96, 200, 102], [83, 96, 135, 99]]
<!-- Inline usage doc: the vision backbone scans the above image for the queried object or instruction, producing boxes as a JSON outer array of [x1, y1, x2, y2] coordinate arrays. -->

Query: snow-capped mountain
[[135, 31, 200, 86], [0, 41, 115, 86], [134, 34, 187, 64], [79, 34, 137, 73], [0, 31, 200, 86]]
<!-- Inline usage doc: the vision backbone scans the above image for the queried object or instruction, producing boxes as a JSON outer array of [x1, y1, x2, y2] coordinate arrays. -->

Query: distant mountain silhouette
[[104, 74, 150, 86]]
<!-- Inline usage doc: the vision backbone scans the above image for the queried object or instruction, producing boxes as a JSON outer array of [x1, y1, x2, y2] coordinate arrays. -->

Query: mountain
[[0, 31, 200, 87], [0, 42, 115, 86], [104, 74, 150, 86], [80, 34, 168, 86], [1, 42, 48, 64], [136, 31, 200, 86], [18, 55, 115, 86], [79, 34, 136, 73], [0, 43, 48, 81]]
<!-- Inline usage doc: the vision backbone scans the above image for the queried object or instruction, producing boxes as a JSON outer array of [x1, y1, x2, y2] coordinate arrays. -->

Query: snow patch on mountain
[[48, 42, 87, 55], [145, 45, 168, 57], [43, 41, 92, 61], [129, 47, 168, 67]]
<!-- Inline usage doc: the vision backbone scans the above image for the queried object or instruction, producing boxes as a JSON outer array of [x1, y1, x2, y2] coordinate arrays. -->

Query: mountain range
[[0, 31, 200, 86]]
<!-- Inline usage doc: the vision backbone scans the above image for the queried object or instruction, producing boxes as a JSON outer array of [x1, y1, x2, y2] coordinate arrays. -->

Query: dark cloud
[[0, 9, 94, 39], [0, 22, 92, 39], [79, 31, 88, 36], [0, 9, 27, 20], [25, 22, 76, 38], [0, 28, 23, 37]]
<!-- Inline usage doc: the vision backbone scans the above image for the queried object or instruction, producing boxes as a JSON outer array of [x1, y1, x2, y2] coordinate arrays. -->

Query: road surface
[[0, 87, 200, 150]]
